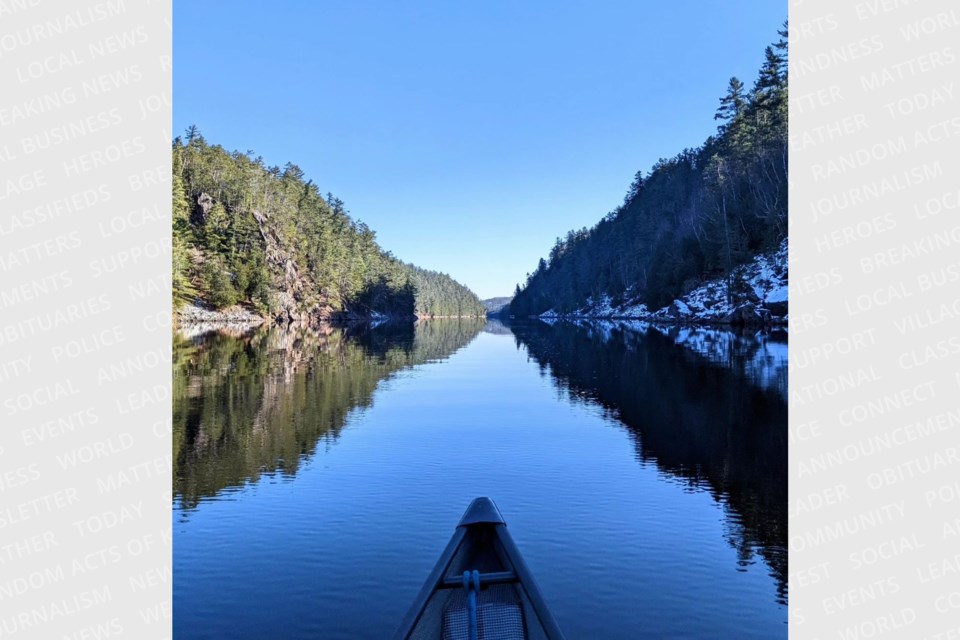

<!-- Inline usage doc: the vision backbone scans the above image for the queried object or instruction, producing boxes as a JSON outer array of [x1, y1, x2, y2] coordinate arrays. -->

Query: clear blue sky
[[174, 2, 785, 299]]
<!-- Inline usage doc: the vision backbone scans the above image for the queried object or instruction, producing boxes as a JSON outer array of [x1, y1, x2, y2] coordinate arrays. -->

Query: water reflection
[[482, 317, 513, 335], [547, 319, 788, 399], [511, 320, 788, 603], [648, 323, 787, 399], [172, 318, 486, 508]]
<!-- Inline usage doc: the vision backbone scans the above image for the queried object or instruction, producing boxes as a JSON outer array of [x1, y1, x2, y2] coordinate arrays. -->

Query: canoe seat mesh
[[441, 584, 526, 640]]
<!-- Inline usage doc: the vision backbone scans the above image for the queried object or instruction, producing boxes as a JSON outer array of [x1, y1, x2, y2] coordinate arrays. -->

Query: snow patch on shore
[[538, 238, 787, 325]]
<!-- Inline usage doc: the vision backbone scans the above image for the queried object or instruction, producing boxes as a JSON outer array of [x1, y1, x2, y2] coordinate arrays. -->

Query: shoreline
[[534, 239, 789, 330], [174, 304, 266, 339], [175, 303, 487, 336], [536, 310, 788, 329]]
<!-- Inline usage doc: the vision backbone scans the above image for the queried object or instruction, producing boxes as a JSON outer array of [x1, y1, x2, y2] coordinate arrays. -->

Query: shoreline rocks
[[177, 303, 266, 325], [538, 238, 789, 328], [537, 310, 787, 328], [175, 302, 470, 339], [175, 303, 266, 339]]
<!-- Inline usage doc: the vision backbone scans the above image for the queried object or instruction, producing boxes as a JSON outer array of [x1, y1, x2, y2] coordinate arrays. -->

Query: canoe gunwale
[[393, 525, 468, 638], [489, 515, 566, 639], [392, 497, 566, 640]]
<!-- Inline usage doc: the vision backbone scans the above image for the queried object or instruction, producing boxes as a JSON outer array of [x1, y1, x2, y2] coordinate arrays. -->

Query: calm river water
[[173, 318, 787, 639]]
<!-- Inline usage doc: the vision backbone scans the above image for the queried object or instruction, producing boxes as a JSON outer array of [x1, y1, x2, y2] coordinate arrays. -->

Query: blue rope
[[462, 569, 480, 640]]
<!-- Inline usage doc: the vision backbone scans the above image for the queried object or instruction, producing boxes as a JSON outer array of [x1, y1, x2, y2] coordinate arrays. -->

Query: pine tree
[[753, 46, 786, 115], [203, 203, 231, 255], [172, 234, 195, 306], [172, 149, 196, 306], [774, 21, 788, 81], [172, 135, 485, 318], [714, 77, 745, 124], [202, 254, 239, 308], [510, 22, 788, 317]]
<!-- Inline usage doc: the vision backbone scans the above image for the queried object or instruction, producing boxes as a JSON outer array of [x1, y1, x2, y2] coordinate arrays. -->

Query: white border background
[[791, 0, 960, 637], [2, 0, 959, 637], [2, 1, 172, 638]]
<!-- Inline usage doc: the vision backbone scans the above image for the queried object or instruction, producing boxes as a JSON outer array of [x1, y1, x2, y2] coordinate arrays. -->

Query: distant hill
[[482, 297, 513, 315]]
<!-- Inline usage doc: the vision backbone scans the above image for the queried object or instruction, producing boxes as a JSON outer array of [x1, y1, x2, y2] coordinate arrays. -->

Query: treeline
[[408, 265, 486, 317], [511, 23, 787, 316], [172, 131, 484, 319]]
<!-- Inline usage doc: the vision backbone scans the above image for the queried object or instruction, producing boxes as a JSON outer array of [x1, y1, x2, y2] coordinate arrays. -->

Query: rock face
[[183, 196, 401, 328], [664, 301, 692, 320], [723, 302, 768, 326], [766, 300, 788, 317], [192, 192, 215, 226], [249, 208, 335, 326], [181, 195, 331, 329], [185, 194, 323, 327]]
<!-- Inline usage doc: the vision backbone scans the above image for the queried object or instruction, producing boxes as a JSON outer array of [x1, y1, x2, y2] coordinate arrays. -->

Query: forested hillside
[[172, 131, 484, 322], [511, 24, 787, 318], [408, 265, 486, 317]]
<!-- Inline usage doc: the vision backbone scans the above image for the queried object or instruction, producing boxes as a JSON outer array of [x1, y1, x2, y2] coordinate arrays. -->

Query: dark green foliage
[[172, 135, 484, 317], [172, 149, 197, 306], [715, 77, 745, 124], [201, 254, 240, 308], [408, 265, 486, 317], [511, 23, 788, 317]]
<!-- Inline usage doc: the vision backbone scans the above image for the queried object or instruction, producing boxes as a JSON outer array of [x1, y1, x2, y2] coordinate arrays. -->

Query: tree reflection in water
[[510, 320, 788, 604], [172, 318, 486, 509]]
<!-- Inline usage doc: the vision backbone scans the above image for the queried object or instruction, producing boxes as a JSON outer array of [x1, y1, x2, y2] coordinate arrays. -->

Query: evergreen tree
[[714, 77, 745, 124], [173, 128, 485, 318], [511, 23, 788, 317]]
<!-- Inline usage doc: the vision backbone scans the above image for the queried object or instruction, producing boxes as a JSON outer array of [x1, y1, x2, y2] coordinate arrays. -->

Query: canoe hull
[[393, 498, 565, 640]]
